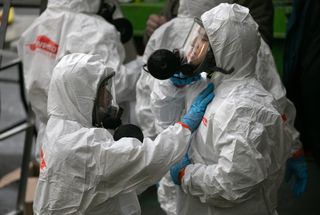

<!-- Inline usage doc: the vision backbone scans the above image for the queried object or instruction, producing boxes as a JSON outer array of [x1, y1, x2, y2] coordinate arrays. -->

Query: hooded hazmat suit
[[151, 4, 293, 214], [136, 0, 290, 143], [33, 53, 192, 214], [136, 0, 303, 213], [17, 0, 142, 161]]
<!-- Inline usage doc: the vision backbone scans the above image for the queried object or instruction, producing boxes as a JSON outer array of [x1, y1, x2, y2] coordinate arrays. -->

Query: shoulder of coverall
[[177, 0, 233, 18], [47, 0, 101, 14], [233, 0, 274, 47], [160, 0, 179, 20], [143, 0, 179, 45]]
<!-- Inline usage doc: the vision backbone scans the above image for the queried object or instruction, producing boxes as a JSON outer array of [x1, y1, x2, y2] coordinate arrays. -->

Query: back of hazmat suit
[[33, 53, 193, 214], [17, 0, 142, 161], [151, 4, 293, 215]]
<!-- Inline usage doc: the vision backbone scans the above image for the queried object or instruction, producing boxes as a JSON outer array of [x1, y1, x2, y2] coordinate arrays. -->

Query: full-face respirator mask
[[144, 17, 234, 80], [92, 71, 123, 130]]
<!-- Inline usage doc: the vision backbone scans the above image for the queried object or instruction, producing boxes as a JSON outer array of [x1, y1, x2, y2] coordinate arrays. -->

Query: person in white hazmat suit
[[17, 0, 142, 162], [33, 52, 214, 214], [141, 1, 307, 213], [136, 1, 232, 213], [148, 3, 296, 215], [137, 0, 306, 214], [135, 0, 231, 140]]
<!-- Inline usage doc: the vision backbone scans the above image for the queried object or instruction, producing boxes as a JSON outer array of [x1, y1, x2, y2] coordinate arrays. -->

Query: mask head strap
[[98, 2, 116, 23]]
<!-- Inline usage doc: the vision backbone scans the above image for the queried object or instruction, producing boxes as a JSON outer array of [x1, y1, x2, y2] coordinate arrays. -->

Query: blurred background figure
[[143, 0, 274, 48], [17, 0, 142, 163], [143, 0, 179, 45], [283, 0, 320, 168]]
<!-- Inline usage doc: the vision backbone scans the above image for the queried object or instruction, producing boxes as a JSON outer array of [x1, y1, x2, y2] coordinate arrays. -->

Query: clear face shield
[[92, 71, 123, 129], [178, 18, 211, 76], [144, 18, 234, 80]]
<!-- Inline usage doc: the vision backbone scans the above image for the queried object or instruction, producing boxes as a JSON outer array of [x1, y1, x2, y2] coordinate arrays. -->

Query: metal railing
[[0, 0, 46, 214]]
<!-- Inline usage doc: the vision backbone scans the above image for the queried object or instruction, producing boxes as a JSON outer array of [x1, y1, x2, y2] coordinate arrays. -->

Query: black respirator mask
[[144, 18, 234, 80], [92, 71, 123, 130], [113, 124, 144, 142], [98, 2, 133, 43]]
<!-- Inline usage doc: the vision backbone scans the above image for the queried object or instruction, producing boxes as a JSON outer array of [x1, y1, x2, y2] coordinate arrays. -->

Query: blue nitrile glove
[[181, 83, 214, 132], [170, 153, 191, 185], [285, 156, 308, 197], [170, 72, 201, 87]]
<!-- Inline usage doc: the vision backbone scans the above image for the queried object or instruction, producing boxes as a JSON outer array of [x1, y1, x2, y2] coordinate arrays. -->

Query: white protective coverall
[[143, 1, 303, 214], [17, 0, 142, 160], [34, 53, 191, 214], [151, 4, 293, 215], [256, 40, 302, 155], [135, 0, 230, 139], [135, 18, 193, 139]]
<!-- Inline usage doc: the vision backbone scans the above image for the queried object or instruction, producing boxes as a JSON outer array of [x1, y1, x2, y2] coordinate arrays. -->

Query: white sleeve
[[256, 39, 303, 156], [135, 71, 160, 139], [114, 62, 142, 103], [96, 123, 191, 198], [282, 99, 303, 155], [151, 79, 186, 130], [134, 25, 172, 138]]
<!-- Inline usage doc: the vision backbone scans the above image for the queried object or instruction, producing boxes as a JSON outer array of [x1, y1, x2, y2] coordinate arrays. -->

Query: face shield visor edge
[[92, 71, 123, 129], [144, 17, 234, 80]]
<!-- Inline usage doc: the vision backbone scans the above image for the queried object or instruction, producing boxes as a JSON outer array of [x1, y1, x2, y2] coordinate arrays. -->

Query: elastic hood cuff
[[177, 122, 191, 131], [292, 148, 304, 159]]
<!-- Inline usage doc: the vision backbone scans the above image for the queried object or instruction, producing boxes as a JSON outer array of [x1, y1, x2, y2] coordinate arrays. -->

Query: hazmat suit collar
[[47, 0, 101, 14], [178, 0, 233, 18], [47, 53, 111, 128], [201, 4, 260, 87]]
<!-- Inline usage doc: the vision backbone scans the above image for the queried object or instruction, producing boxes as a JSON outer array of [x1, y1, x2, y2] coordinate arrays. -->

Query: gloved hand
[[285, 156, 308, 197], [170, 72, 201, 87], [181, 83, 214, 132], [170, 153, 191, 185]]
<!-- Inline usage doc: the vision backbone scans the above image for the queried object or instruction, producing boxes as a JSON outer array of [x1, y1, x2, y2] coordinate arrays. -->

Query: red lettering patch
[[202, 117, 207, 127], [27, 35, 58, 55], [281, 114, 287, 122], [40, 148, 47, 171]]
